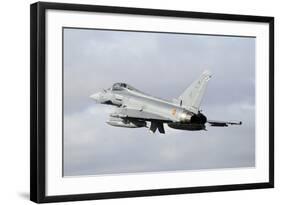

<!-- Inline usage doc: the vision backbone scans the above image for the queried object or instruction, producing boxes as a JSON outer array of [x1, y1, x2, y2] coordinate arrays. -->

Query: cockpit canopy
[[112, 83, 126, 90], [112, 83, 140, 92]]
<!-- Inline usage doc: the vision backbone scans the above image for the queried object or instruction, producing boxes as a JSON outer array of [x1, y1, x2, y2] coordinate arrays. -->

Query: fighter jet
[[90, 70, 242, 134]]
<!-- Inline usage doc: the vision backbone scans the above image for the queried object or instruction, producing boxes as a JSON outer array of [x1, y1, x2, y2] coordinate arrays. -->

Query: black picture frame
[[30, 1, 274, 203]]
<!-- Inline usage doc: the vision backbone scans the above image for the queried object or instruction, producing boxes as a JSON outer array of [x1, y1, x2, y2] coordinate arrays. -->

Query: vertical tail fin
[[178, 70, 212, 113]]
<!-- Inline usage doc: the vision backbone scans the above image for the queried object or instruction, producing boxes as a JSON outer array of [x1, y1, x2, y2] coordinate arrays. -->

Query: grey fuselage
[[90, 83, 207, 131]]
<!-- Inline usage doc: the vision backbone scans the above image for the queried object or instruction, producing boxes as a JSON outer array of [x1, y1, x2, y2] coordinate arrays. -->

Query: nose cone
[[90, 92, 101, 102]]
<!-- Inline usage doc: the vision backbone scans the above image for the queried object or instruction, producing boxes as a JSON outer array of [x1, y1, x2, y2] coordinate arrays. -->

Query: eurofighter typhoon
[[90, 70, 242, 134]]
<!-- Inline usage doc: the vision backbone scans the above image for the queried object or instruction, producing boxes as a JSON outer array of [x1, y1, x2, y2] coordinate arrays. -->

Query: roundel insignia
[[171, 108, 177, 116]]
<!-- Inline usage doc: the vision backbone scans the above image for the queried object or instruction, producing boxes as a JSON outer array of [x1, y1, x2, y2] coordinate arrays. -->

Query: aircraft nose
[[90, 92, 101, 101]]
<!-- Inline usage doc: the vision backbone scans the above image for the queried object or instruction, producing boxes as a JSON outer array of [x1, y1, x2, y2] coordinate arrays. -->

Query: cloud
[[63, 28, 255, 176], [64, 103, 254, 176]]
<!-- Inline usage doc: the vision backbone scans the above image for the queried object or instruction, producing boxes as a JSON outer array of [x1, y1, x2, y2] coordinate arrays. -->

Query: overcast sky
[[63, 28, 255, 176]]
